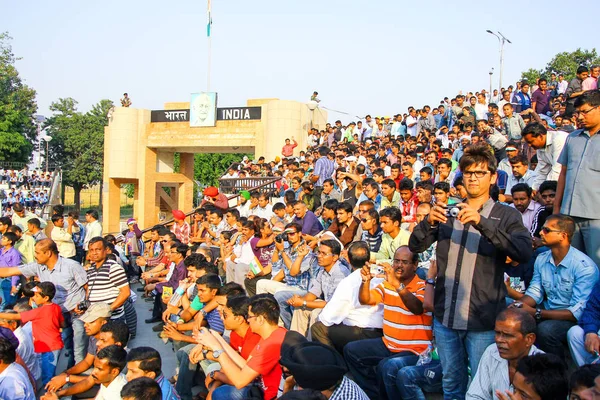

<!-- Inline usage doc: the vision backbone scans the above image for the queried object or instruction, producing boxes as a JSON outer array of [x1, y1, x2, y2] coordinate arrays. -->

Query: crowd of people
[[0, 72, 599, 400], [1, 168, 53, 215]]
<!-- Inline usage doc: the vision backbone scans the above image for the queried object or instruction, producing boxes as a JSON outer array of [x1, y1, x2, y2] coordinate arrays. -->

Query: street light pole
[[489, 68, 494, 100], [486, 30, 512, 91]]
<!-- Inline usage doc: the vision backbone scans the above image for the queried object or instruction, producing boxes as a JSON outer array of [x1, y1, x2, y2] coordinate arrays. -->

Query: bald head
[[36, 238, 59, 255]]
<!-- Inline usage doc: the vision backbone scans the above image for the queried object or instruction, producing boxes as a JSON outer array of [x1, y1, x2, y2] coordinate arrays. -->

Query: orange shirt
[[370, 274, 432, 354]]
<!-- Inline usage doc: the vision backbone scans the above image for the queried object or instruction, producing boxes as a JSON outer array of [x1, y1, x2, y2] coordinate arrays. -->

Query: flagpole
[[207, 0, 212, 91]]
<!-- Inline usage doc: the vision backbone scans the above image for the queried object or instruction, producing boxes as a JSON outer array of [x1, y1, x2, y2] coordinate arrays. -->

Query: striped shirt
[[87, 259, 129, 319], [370, 275, 432, 354]]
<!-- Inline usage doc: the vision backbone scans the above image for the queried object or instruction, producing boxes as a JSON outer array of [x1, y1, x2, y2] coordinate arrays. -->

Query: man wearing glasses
[[555, 90, 600, 268], [506, 214, 598, 359], [285, 240, 349, 334], [409, 144, 533, 400]]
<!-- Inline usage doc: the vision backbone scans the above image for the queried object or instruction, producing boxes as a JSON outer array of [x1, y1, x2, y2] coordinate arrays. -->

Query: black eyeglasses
[[463, 171, 490, 179], [579, 106, 598, 115], [541, 227, 562, 234]]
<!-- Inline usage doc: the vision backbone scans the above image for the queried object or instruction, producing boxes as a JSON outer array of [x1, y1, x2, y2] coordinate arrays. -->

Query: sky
[[3, 0, 600, 124]]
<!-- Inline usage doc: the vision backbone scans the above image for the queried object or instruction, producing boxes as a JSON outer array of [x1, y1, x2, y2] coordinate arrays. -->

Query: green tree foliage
[[0, 32, 37, 162], [521, 48, 600, 83], [193, 153, 250, 187], [45, 98, 113, 209]]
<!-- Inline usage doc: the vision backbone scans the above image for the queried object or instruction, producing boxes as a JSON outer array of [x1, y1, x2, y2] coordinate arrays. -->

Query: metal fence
[[218, 176, 282, 198]]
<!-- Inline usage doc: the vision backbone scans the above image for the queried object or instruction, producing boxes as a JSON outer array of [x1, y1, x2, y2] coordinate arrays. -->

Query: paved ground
[[128, 283, 179, 375]]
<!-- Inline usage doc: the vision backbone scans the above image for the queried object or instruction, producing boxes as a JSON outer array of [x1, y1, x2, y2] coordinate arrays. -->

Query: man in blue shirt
[[126, 346, 180, 400], [506, 214, 598, 359]]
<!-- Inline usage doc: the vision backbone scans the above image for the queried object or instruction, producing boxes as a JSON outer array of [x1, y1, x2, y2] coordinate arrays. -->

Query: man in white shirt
[[521, 123, 567, 191], [466, 309, 543, 400], [50, 214, 77, 259], [93, 345, 128, 400], [497, 90, 511, 118], [310, 241, 383, 354], [505, 155, 538, 202], [405, 109, 418, 137], [557, 74, 568, 95], [83, 209, 103, 251], [251, 193, 273, 220]]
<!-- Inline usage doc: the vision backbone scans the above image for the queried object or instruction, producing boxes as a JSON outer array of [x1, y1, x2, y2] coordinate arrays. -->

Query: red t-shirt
[[247, 327, 287, 400], [229, 327, 261, 360], [20, 303, 64, 352]]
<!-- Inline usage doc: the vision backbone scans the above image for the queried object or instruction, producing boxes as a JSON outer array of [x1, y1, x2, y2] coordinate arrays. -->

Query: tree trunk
[[74, 185, 82, 211], [98, 180, 103, 209]]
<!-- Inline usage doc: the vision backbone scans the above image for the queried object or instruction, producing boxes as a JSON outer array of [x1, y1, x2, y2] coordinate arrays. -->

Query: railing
[[0, 161, 60, 171], [218, 176, 281, 198], [138, 176, 282, 238]]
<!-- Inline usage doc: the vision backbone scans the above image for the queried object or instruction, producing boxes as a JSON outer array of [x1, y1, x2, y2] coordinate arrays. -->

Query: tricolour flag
[[207, 0, 212, 37]]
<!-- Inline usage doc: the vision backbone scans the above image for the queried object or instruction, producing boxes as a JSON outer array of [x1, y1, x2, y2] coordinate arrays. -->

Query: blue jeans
[[175, 344, 197, 400], [536, 319, 575, 359], [570, 217, 600, 271], [382, 358, 443, 400], [379, 353, 420, 400], [433, 319, 495, 400], [61, 312, 87, 368], [41, 350, 61, 386], [344, 337, 415, 400], [275, 289, 307, 329], [0, 278, 15, 310], [211, 384, 253, 400]]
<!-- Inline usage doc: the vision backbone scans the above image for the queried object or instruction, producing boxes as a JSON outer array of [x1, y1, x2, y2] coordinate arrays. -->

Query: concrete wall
[[102, 98, 327, 232]]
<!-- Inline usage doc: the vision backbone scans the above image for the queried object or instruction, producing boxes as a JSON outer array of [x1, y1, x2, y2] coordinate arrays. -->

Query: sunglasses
[[541, 227, 562, 234]]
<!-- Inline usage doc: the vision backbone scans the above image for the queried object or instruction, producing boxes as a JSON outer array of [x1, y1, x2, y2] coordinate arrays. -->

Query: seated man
[[291, 201, 322, 236], [311, 241, 384, 354], [344, 245, 432, 400], [371, 206, 411, 263], [280, 340, 369, 399], [194, 294, 287, 400], [0, 335, 36, 400], [45, 317, 129, 398], [509, 183, 542, 233], [569, 365, 600, 400], [121, 377, 163, 400], [284, 240, 350, 334], [189, 295, 261, 399], [506, 215, 598, 359], [326, 201, 360, 248], [467, 309, 542, 400], [125, 347, 180, 400], [256, 223, 313, 319], [568, 281, 600, 366], [495, 354, 568, 400], [173, 282, 243, 400]]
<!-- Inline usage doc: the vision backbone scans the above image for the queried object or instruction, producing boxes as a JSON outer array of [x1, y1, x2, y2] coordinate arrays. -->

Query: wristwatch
[[535, 308, 542, 322], [200, 309, 208, 317], [425, 278, 436, 286], [398, 283, 406, 291], [65, 374, 70, 383], [212, 349, 224, 359], [209, 370, 217, 379], [302, 300, 307, 310]]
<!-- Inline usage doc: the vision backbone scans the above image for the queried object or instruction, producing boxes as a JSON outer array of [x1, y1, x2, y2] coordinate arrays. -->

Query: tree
[[0, 32, 37, 162], [521, 48, 600, 83], [45, 98, 113, 210]]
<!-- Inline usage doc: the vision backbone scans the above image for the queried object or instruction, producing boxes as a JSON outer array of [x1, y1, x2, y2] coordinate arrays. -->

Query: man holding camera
[[256, 223, 313, 319], [0, 238, 89, 365], [409, 144, 533, 400]]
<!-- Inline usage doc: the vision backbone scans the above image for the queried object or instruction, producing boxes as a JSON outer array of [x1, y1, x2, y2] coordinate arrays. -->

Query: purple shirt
[[156, 260, 186, 294], [0, 247, 21, 286], [293, 211, 323, 236], [249, 237, 275, 267], [532, 89, 551, 115]]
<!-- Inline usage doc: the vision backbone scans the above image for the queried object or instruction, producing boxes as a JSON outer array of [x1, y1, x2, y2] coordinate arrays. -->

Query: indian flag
[[207, 0, 213, 37]]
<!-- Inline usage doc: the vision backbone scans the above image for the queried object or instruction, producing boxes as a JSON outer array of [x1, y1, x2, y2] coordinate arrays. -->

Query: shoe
[[136, 288, 145, 293], [152, 322, 165, 332], [145, 317, 161, 324], [145, 297, 155, 302], [130, 278, 140, 284]]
